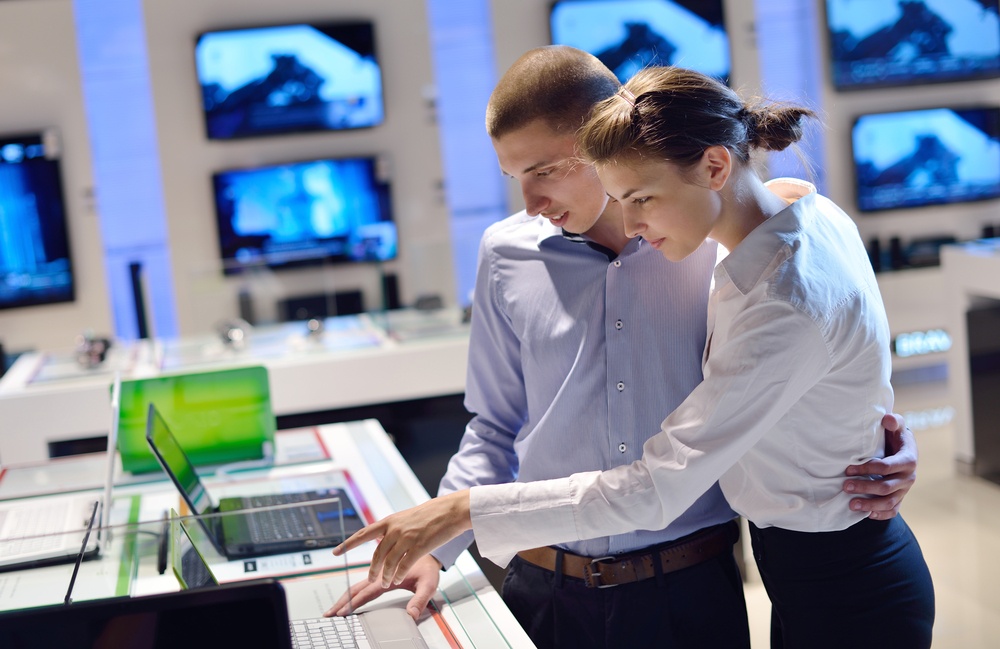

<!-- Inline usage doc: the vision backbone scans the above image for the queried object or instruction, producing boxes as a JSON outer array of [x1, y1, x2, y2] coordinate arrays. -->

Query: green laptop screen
[[118, 366, 274, 473]]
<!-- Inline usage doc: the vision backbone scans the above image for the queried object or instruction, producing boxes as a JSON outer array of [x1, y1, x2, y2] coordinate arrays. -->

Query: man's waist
[[515, 519, 740, 588]]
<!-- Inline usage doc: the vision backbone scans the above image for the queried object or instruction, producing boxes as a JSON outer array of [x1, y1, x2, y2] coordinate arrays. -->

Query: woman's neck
[[712, 170, 789, 252]]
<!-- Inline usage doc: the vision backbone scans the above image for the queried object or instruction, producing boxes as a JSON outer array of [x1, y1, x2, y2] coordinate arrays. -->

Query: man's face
[[492, 120, 610, 235]]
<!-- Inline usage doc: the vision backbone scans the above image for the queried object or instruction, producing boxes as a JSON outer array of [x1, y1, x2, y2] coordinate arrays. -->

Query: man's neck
[[582, 208, 631, 255]]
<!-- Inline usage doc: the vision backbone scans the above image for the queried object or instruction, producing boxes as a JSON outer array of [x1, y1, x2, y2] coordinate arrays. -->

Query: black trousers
[[749, 516, 935, 649], [501, 548, 750, 649]]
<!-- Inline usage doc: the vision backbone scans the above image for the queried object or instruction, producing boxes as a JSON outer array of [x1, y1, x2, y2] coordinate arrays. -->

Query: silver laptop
[[0, 372, 121, 571], [174, 499, 428, 649]]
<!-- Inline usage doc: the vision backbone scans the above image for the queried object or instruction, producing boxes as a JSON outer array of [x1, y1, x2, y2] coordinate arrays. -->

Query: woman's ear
[[701, 145, 732, 191]]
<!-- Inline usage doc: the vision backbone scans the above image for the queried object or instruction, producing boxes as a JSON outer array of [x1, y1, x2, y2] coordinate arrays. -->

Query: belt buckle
[[585, 556, 619, 589]]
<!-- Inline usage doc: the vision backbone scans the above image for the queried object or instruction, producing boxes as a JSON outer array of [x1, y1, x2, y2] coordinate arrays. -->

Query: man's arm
[[843, 413, 917, 519]]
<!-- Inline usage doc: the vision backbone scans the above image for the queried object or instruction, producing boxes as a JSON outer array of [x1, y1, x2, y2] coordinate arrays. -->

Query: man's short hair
[[486, 46, 620, 139]]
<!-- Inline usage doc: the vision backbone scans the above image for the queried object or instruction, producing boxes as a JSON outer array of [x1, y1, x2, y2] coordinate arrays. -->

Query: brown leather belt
[[515, 520, 739, 588]]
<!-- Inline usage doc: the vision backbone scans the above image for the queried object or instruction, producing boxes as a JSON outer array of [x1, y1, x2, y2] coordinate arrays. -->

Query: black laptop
[[145, 403, 365, 559], [0, 578, 429, 649], [0, 580, 294, 648]]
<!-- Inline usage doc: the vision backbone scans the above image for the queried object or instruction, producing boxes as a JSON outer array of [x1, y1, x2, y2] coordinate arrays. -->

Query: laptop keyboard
[[246, 507, 313, 542], [290, 616, 370, 649]]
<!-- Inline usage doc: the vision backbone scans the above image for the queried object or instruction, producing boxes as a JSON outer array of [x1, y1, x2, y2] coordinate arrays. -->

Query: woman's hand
[[333, 490, 472, 588]]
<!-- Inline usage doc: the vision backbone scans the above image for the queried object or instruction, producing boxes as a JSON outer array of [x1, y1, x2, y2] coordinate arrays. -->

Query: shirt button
[[616, 381, 625, 391], [615, 320, 623, 330], [618, 443, 627, 453], [613, 260, 622, 267]]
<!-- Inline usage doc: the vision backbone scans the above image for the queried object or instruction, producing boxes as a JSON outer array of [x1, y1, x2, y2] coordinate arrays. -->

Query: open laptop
[[146, 403, 366, 559], [171, 522, 428, 649], [0, 373, 121, 572], [0, 578, 428, 649]]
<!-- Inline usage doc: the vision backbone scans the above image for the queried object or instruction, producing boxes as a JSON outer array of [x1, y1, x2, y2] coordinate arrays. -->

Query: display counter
[[941, 239, 1000, 478], [0, 309, 469, 464]]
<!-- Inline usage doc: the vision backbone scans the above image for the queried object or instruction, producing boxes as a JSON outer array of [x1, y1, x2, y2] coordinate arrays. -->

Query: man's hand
[[333, 490, 472, 590], [324, 554, 443, 621], [843, 413, 917, 519]]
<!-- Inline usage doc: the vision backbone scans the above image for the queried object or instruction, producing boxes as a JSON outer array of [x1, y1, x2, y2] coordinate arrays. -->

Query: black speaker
[[278, 294, 330, 322], [867, 237, 882, 273], [381, 272, 402, 310], [129, 261, 150, 339], [278, 290, 366, 321]]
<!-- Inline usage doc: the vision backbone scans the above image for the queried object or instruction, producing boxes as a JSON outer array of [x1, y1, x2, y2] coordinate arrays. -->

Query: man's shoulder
[[481, 210, 549, 249]]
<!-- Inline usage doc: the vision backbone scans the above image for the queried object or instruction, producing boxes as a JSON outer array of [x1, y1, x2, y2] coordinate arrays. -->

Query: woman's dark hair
[[578, 66, 816, 171]]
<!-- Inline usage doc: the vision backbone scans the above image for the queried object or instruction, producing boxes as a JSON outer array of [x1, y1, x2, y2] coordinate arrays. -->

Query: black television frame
[[0, 131, 76, 311], [823, 0, 1000, 92], [194, 19, 385, 140], [210, 154, 397, 276], [849, 104, 1000, 213]]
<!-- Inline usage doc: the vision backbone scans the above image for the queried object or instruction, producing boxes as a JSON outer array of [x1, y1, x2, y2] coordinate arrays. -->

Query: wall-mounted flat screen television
[[212, 156, 396, 275], [851, 106, 1000, 212], [0, 132, 75, 310], [826, 0, 1000, 90], [195, 21, 383, 139], [549, 0, 730, 84]]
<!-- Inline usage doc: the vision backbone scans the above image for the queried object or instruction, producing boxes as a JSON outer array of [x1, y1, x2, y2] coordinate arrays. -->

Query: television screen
[[195, 21, 383, 139], [549, 0, 730, 83], [212, 156, 397, 274], [851, 106, 1000, 212], [826, 0, 1000, 90], [0, 132, 75, 310]]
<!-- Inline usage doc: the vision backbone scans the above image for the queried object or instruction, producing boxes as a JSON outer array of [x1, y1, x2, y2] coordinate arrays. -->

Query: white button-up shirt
[[471, 179, 892, 566]]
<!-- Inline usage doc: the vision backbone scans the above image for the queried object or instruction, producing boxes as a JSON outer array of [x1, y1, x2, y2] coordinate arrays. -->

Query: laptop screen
[[0, 580, 293, 648], [146, 404, 214, 519]]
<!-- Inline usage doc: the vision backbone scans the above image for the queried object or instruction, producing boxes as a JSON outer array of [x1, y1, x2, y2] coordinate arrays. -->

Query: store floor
[[371, 381, 1000, 647]]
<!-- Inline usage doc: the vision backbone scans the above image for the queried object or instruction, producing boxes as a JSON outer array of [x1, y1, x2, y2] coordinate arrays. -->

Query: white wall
[[0, 0, 112, 351], [142, 0, 454, 336]]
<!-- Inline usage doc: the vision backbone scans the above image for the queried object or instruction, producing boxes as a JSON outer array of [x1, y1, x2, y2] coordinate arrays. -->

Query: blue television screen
[[0, 133, 75, 310], [852, 106, 1000, 212], [826, 0, 1000, 90], [549, 0, 730, 84], [212, 156, 397, 274], [195, 21, 383, 139]]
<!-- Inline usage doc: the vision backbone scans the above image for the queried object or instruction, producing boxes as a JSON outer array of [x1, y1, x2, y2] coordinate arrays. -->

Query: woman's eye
[[633, 197, 649, 205]]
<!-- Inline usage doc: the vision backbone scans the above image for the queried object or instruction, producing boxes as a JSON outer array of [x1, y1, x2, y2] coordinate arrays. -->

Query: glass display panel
[[826, 0, 1000, 90], [196, 21, 383, 139], [212, 156, 396, 275], [549, 0, 730, 83], [851, 105, 1000, 212], [0, 132, 74, 310]]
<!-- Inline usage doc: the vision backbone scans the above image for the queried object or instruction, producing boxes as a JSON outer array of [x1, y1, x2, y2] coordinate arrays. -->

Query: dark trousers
[[749, 516, 935, 649], [501, 549, 750, 649]]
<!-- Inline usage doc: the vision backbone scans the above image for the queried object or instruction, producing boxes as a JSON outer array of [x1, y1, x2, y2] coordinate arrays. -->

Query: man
[[328, 46, 917, 649]]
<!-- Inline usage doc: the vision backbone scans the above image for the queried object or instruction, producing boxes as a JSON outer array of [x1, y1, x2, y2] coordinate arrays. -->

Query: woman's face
[[597, 156, 722, 262]]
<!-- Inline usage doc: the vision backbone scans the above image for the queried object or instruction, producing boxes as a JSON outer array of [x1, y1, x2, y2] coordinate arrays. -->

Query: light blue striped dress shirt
[[432, 210, 735, 568]]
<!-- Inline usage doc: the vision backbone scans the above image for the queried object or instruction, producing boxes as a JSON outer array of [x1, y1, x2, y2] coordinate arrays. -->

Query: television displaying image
[[195, 21, 383, 139], [826, 0, 1000, 90], [0, 132, 75, 310], [851, 106, 1000, 212], [549, 0, 730, 84], [212, 156, 397, 275]]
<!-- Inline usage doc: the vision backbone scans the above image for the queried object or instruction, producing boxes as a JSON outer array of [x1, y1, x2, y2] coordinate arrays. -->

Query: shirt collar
[[718, 178, 817, 295]]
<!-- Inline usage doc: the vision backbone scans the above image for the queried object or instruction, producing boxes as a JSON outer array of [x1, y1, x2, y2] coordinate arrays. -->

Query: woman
[[336, 67, 935, 647]]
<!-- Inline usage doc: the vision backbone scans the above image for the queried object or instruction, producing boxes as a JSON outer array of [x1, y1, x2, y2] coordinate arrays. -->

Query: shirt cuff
[[469, 476, 582, 567], [430, 531, 474, 570]]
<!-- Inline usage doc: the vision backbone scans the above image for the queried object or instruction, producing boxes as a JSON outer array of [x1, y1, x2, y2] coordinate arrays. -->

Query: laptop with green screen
[[117, 365, 274, 474]]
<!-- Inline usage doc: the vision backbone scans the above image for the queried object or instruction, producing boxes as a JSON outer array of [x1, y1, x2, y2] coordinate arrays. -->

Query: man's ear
[[700, 145, 732, 191]]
